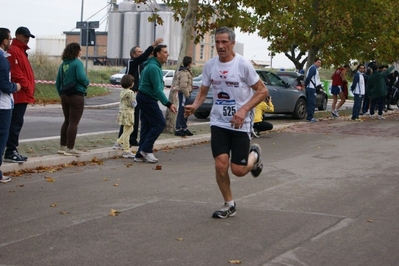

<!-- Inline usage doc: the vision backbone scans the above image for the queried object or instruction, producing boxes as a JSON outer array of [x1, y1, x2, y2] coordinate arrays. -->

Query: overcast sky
[[3, 0, 295, 69]]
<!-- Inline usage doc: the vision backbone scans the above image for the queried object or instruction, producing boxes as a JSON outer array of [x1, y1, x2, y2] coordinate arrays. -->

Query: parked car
[[163, 69, 175, 87], [276, 71, 328, 111], [109, 67, 126, 85], [189, 70, 308, 120]]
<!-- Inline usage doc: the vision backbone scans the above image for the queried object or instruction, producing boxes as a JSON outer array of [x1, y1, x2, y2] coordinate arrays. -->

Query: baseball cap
[[15, 27, 35, 38]]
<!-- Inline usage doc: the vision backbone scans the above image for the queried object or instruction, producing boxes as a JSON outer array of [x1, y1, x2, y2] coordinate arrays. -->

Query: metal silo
[[138, 12, 155, 49], [169, 16, 183, 62], [118, 0, 135, 12], [122, 12, 139, 59], [107, 11, 124, 61]]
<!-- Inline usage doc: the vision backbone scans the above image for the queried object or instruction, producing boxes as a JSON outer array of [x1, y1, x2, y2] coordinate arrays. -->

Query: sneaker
[[4, 151, 27, 164], [57, 145, 66, 154], [134, 156, 144, 162], [64, 148, 81, 157], [184, 129, 193, 136], [174, 130, 186, 137], [370, 114, 376, 119], [212, 202, 237, 219], [306, 118, 319, 122], [250, 143, 263, 178], [378, 115, 386, 120], [122, 151, 136, 158], [112, 143, 123, 150], [140, 151, 158, 163], [251, 129, 259, 138], [351, 118, 363, 122], [0, 175, 11, 183], [332, 110, 339, 117]]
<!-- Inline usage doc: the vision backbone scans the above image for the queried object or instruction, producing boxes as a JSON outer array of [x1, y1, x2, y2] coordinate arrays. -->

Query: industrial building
[[35, 0, 244, 68]]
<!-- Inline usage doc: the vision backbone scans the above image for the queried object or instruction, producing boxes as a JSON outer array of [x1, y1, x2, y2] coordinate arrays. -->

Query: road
[[1, 115, 399, 265], [21, 94, 353, 140]]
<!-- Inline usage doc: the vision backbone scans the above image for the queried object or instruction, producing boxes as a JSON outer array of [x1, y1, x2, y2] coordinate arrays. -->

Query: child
[[113, 74, 136, 158], [252, 96, 274, 138]]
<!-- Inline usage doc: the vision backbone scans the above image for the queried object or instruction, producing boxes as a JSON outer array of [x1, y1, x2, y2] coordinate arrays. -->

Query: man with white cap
[[4, 26, 35, 164]]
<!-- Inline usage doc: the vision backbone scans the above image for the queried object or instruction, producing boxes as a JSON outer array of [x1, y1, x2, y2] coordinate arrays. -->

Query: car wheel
[[194, 111, 210, 119], [110, 80, 116, 85], [292, 98, 306, 119], [318, 96, 328, 111]]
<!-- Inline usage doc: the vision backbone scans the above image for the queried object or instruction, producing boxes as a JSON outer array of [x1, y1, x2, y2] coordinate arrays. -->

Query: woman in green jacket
[[55, 42, 89, 156]]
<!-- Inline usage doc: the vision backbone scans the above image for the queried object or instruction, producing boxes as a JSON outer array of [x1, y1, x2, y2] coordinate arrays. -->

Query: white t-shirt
[[202, 53, 260, 132]]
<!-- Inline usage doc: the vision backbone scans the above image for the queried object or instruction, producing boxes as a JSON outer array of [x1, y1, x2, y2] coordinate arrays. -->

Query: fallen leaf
[[45, 177, 55, 182], [50, 203, 57, 207], [113, 183, 119, 186], [154, 165, 162, 170], [228, 260, 242, 264], [367, 220, 373, 223], [175, 238, 184, 241], [16, 184, 24, 187], [103, 177, 108, 181], [60, 211, 70, 214], [126, 163, 133, 168], [109, 209, 121, 216], [9, 190, 15, 193]]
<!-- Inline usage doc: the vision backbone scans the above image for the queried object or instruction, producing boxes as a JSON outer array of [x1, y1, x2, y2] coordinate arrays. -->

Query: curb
[[2, 123, 293, 174], [2, 134, 211, 174], [84, 102, 119, 109]]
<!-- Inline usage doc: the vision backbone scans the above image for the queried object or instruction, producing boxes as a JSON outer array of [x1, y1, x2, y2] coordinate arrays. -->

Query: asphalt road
[[1, 115, 399, 265]]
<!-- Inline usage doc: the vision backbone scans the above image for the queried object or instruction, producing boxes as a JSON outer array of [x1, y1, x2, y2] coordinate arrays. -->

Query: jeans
[[370, 96, 384, 116], [60, 94, 84, 149], [305, 87, 316, 121], [352, 94, 364, 119], [136, 92, 166, 156], [175, 91, 188, 130], [5, 103, 27, 156], [0, 109, 12, 175]]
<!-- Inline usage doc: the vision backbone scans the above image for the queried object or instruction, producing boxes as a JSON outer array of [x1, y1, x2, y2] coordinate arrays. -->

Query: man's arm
[[184, 84, 210, 117], [230, 79, 268, 129], [134, 38, 164, 65], [304, 66, 315, 87], [7, 52, 29, 89]]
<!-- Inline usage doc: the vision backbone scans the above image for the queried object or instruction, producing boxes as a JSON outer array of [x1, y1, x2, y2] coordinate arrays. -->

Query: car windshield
[[119, 68, 126, 74], [266, 72, 287, 87], [279, 76, 296, 85], [162, 70, 168, 76], [193, 74, 202, 81]]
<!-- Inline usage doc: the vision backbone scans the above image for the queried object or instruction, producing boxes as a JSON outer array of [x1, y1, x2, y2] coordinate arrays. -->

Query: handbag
[[60, 63, 78, 96], [61, 82, 77, 96]]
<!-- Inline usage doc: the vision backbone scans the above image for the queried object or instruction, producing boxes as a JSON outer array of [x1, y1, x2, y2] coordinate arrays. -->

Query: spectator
[[366, 64, 394, 119], [304, 58, 322, 122], [174, 56, 194, 137], [184, 27, 268, 219], [0, 28, 21, 183], [55, 43, 90, 156], [331, 64, 350, 118], [252, 96, 274, 138], [350, 64, 365, 121], [120, 38, 163, 147], [113, 74, 136, 158], [134, 45, 177, 163], [361, 67, 372, 116], [4, 27, 35, 163]]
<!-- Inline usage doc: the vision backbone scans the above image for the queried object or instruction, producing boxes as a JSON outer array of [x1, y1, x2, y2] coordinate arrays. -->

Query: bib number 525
[[223, 106, 236, 116]]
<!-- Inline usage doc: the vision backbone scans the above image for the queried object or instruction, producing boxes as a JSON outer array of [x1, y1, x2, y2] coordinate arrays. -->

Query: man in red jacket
[[4, 27, 35, 163]]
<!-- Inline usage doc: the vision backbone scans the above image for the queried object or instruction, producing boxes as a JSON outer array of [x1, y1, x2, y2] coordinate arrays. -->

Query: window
[[210, 46, 214, 58], [200, 45, 204, 60]]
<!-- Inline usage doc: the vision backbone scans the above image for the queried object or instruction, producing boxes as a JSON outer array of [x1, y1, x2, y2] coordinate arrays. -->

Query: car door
[[256, 70, 286, 113]]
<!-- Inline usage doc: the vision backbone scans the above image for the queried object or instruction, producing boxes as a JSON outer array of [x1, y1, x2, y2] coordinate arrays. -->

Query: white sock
[[226, 200, 235, 207], [251, 151, 259, 160]]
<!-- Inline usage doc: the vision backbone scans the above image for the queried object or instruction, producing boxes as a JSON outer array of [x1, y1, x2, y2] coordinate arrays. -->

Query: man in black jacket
[[117, 38, 163, 146]]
